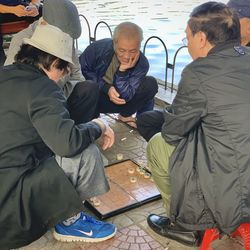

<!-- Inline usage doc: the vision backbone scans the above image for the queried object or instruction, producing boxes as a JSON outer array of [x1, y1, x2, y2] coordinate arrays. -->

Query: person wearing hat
[[0, 0, 41, 65], [227, 0, 250, 46], [5, 0, 99, 124], [0, 23, 116, 249], [79, 22, 158, 129]]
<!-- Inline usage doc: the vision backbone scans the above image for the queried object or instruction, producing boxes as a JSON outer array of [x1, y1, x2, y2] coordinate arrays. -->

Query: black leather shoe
[[147, 214, 202, 246]]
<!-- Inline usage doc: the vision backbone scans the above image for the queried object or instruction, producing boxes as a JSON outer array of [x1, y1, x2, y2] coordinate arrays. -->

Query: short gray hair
[[113, 22, 143, 44]]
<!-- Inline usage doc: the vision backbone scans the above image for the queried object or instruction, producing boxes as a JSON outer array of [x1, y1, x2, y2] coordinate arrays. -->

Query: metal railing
[[143, 36, 169, 90], [170, 45, 187, 92], [93, 21, 112, 42], [77, 14, 189, 93]]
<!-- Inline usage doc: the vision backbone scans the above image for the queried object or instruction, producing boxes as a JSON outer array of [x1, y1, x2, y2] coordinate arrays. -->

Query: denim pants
[[56, 144, 109, 201]]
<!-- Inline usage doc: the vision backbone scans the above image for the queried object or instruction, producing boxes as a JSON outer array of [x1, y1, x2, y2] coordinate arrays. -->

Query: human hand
[[25, 5, 39, 17], [12, 5, 27, 17], [101, 125, 115, 150], [108, 86, 126, 105], [92, 118, 115, 150], [119, 51, 140, 72]]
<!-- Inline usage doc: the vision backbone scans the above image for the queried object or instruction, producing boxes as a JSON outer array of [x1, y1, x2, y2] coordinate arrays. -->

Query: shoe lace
[[82, 213, 104, 225]]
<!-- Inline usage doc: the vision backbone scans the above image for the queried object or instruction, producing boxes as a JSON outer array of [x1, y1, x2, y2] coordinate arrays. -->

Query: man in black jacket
[[137, 1, 250, 247], [0, 23, 116, 249]]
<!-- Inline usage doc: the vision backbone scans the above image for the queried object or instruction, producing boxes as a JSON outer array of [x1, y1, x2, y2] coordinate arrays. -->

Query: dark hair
[[15, 44, 69, 73], [188, 1, 240, 46]]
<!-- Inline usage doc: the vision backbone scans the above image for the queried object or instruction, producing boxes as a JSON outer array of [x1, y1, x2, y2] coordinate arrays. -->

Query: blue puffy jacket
[[79, 38, 149, 102]]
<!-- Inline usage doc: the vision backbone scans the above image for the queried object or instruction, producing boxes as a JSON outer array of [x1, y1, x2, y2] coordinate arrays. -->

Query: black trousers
[[97, 76, 158, 117], [137, 110, 164, 142], [67, 81, 99, 124], [0, 35, 5, 66]]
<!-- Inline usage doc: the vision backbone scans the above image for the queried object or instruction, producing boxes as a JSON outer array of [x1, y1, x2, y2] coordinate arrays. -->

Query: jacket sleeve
[[114, 52, 149, 102], [27, 78, 102, 157], [79, 44, 107, 91], [4, 21, 37, 66], [161, 67, 207, 145]]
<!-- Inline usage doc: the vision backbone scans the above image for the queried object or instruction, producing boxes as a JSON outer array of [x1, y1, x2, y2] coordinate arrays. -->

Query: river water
[[72, 0, 228, 86]]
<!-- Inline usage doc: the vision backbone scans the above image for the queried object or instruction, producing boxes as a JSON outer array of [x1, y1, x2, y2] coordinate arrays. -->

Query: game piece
[[116, 153, 123, 160], [93, 198, 101, 207], [139, 168, 145, 175], [130, 176, 137, 183], [128, 167, 135, 174], [144, 172, 151, 179]]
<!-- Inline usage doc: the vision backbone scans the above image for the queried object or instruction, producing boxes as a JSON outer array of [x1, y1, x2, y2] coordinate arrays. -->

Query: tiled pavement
[[18, 112, 243, 250]]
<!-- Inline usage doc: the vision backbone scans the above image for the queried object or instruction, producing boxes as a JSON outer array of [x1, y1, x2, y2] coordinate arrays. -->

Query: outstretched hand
[[101, 125, 115, 150], [92, 118, 115, 150]]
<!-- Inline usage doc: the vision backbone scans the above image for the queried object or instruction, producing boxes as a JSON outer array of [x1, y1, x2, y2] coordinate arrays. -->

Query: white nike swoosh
[[75, 229, 93, 237]]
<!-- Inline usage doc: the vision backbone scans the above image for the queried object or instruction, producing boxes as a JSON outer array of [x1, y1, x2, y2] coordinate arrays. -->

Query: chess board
[[85, 160, 161, 219]]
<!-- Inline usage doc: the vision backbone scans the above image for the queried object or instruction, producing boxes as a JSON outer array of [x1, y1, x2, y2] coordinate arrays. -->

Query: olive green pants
[[147, 133, 175, 215]]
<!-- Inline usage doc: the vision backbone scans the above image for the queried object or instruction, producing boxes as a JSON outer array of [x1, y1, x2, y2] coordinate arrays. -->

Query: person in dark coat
[[0, 23, 116, 249], [79, 22, 158, 128], [137, 1, 250, 247], [227, 0, 250, 47]]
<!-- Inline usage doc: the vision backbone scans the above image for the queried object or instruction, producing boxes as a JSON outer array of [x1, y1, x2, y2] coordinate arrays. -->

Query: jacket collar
[[14, 62, 47, 76], [207, 40, 241, 56]]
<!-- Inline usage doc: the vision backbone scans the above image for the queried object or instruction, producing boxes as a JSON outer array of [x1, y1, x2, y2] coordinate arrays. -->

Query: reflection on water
[[72, 0, 227, 86]]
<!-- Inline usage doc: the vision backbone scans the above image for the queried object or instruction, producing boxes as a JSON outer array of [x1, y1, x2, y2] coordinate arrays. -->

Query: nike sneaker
[[53, 212, 117, 242]]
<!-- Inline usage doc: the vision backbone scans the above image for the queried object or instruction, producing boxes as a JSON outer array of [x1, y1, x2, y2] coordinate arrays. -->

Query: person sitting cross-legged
[[79, 22, 158, 128], [0, 23, 116, 249]]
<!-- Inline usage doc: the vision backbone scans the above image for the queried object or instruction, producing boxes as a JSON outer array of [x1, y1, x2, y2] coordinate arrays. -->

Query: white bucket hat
[[23, 24, 74, 64]]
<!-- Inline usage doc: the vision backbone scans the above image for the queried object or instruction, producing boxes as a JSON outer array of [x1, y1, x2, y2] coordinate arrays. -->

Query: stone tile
[[135, 236, 146, 244], [129, 243, 140, 250], [119, 242, 130, 249]]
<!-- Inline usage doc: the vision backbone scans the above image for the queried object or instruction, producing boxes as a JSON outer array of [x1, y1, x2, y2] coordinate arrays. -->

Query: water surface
[[72, 0, 228, 86]]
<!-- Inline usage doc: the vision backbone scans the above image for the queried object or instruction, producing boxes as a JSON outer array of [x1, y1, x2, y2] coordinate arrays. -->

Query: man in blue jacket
[[79, 22, 158, 128]]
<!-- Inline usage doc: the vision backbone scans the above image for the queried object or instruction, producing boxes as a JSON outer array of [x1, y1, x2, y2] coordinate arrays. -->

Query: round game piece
[[144, 172, 151, 179], [136, 166, 140, 172], [90, 197, 96, 202], [139, 168, 145, 175], [116, 153, 123, 161], [93, 198, 101, 207], [128, 167, 135, 174], [130, 176, 137, 183]]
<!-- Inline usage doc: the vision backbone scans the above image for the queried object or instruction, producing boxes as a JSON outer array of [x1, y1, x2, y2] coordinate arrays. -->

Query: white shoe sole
[[53, 228, 117, 243]]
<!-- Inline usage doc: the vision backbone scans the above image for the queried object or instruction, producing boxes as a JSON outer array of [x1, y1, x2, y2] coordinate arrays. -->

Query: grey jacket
[[0, 63, 101, 249], [162, 42, 250, 234]]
